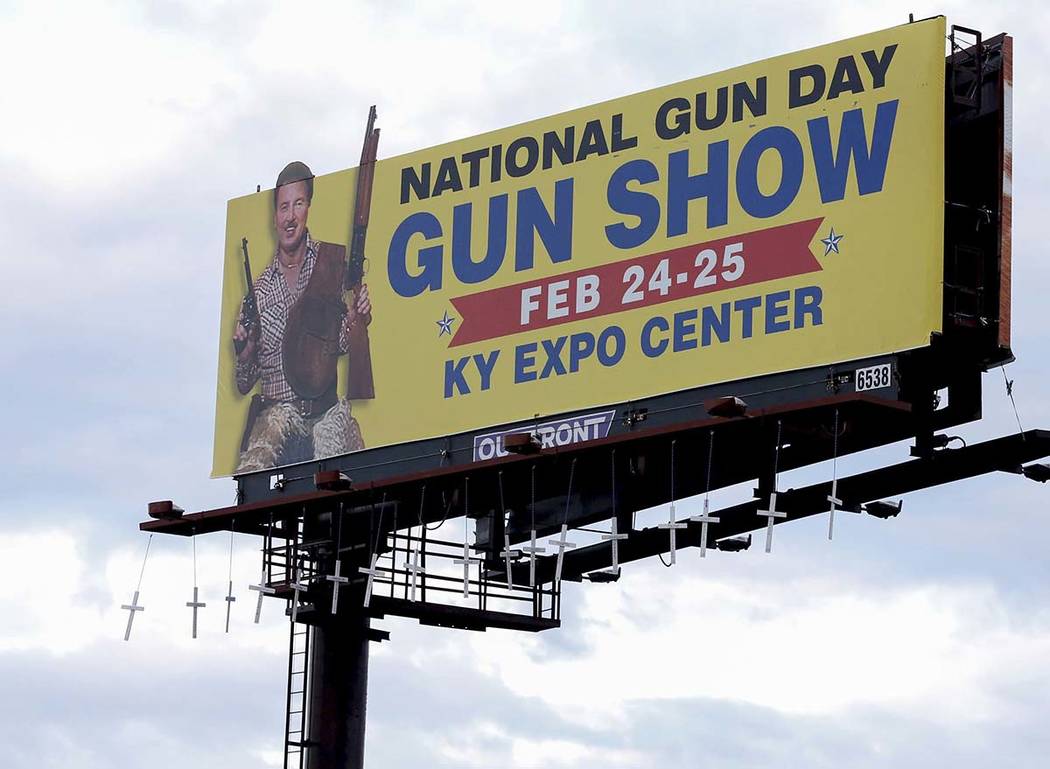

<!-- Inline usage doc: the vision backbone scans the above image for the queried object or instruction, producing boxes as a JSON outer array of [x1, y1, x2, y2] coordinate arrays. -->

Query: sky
[[1, 0, 1049, 767]]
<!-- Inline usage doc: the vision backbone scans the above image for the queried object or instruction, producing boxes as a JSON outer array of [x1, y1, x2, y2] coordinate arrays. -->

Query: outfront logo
[[473, 410, 616, 461]]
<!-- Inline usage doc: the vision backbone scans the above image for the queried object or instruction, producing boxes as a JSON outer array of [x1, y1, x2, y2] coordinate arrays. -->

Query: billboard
[[213, 17, 945, 478]]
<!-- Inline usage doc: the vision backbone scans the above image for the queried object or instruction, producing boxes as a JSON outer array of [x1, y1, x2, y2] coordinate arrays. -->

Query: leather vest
[[282, 242, 347, 401]]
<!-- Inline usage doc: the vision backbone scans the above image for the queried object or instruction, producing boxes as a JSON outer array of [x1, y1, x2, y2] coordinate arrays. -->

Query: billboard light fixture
[[911, 433, 966, 457], [504, 432, 541, 455], [147, 500, 184, 520], [1020, 463, 1050, 483], [585, 568, 621, 583], [315, 470, 352, 491], [705, 396, 748, 419], [715, 534, 751, 552], [864, 500, 903, 519]]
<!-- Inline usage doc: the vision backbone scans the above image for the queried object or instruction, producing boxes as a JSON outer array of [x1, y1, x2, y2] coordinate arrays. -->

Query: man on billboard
[[232, 161, 370, 473]]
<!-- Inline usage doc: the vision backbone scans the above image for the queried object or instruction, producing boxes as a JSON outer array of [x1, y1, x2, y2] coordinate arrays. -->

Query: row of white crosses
[[123, 518, 362, 640], [496, 461, 579, 589], [123, 529, 208, 641], [127, 414, 853, 639], [356, 483, 480, 609], [358, 488, 438, 608], [756, 411, 854, 551], [659, 435, 721, 564], [496, 465, 552, 590], [657, 414, 851, 562]]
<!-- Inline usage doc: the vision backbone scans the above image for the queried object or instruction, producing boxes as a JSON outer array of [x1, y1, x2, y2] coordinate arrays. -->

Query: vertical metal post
[[306, 603, 371, 769]]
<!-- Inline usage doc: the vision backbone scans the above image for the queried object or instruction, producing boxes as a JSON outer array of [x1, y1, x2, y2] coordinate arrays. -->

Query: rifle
[[345, 106, 380, 399], [234, 237, 259, 355]]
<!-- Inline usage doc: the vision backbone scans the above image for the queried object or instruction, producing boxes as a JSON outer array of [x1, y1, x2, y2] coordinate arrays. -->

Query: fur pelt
[[236, 399, 365, 472], [236, 402, 309, 473], [313, 398, 365, 459]]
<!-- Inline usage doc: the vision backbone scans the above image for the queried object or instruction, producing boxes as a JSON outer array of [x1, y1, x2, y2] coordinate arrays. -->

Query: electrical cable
[[658, 439, 677, 568], [1002, 365, 1026, 439], [134, 534, 153, 594]]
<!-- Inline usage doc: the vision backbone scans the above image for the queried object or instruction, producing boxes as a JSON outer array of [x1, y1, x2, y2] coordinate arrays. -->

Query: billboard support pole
[[307, 604, 371, 769]]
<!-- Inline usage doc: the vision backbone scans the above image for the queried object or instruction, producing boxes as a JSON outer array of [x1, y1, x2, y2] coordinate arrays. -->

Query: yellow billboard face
[[213, 18, 945, 477]]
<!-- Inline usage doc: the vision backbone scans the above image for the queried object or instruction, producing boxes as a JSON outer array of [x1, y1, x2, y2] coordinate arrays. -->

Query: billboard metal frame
[[138, 23, 1031, 769]]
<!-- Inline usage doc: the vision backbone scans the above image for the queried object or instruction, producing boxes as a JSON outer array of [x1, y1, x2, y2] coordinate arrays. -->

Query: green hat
[[274, 161, 314, 205], [276, 160, 314, 188]]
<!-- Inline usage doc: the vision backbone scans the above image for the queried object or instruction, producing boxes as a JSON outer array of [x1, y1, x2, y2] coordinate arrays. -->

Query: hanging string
[[531, 465, 537, 531], [418, 483, 454, 531], [191, 527, 198, 587], [657, 440, 677, 568], [1002, 365, 1026, 439], [831, 409, 840, 481], [827, 409, 842, 542], [497, 470, 515, 590], [670, 439, 676, 515], [464, 476, 470, 541], [225, 519, 237, 634], [122, 534, 153, 641], [498, 470, 507, 519], [610, 449, 617, 520], [227, 520, 235, 589], [772, 419, 784, 481], [334, 502, 344, 555], [704, 430, 715, 502], [134, 534, 153, 594], [372, 492, 388, 554], [561, 458, 577, 526]]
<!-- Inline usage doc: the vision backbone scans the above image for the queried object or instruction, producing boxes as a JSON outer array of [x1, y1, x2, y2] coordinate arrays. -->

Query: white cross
[[453, 541, 484, 598], [519, 529, 546, 588], [499, 532, 517, 591], [756, 492, 787, 553], [403, 546, 425, 602], [248, 570, 276, 624], [549, 524, 578, 583], [657, 504, 687, 565], [290, 578, 308, 623], [357, 554, 387, 609], [825, 478, 858, 540], [121, 590, 144, 641], [327, 560, 350, 613], [224, 580, 236, 634], [601, 517, 628, 573], [827, 476, 843, 540], [690, 498, 721, 558], [186, 586, 206, 639]]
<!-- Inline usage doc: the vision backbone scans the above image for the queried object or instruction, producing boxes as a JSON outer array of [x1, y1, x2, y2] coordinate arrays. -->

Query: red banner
[[449, 218, 824, 347]]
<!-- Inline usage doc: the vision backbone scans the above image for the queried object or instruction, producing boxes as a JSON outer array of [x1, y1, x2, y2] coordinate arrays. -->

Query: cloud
[[3, 1, 1050, 767], [454, 569, 1050, 724]]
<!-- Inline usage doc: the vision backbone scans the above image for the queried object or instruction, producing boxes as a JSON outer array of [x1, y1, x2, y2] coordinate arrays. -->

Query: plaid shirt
[[236, 232, 350, 402]]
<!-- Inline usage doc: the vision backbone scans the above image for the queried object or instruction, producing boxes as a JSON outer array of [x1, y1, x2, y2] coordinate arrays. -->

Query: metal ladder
[[284, 620, 313, 769], [271, 514, 308, 588]]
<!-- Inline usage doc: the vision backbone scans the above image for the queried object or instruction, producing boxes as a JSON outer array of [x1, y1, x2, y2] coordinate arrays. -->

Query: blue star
[[821, 227, 844, 256], [436, 310, 455, 337]]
